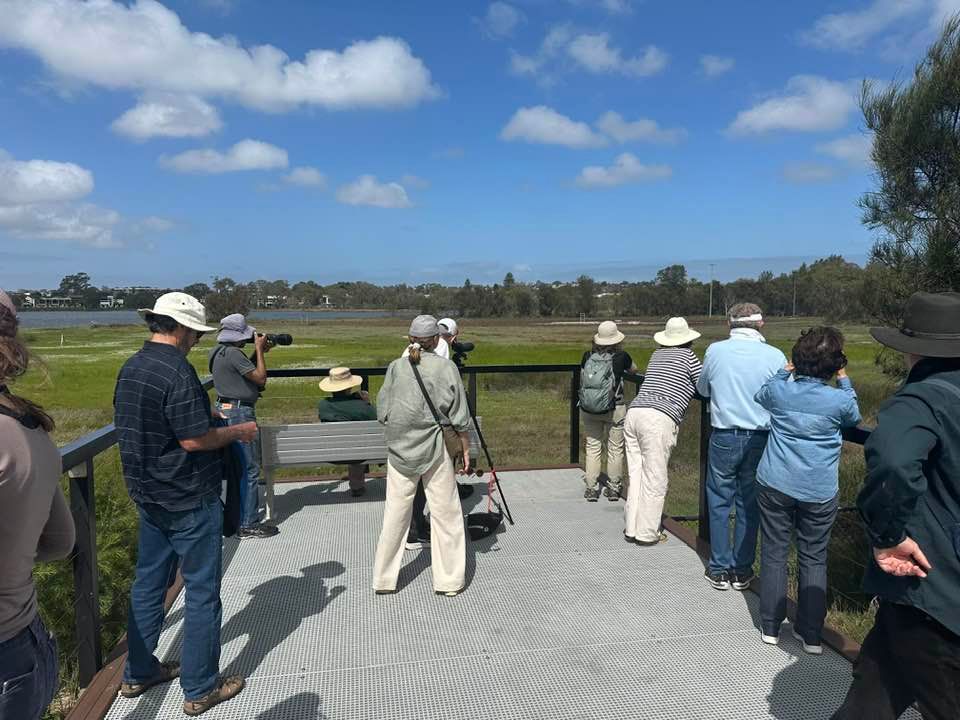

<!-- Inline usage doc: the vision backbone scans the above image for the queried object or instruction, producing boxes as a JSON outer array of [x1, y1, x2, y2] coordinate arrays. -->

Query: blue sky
[[1, 0, 957, 290]]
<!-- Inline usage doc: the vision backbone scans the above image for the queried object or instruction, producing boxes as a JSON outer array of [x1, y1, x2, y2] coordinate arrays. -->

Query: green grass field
[[16, 315, 897, 716]]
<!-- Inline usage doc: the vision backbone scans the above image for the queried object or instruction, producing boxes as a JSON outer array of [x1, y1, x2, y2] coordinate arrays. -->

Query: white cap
[[138, 292, 216, 332], [438, 317, 458, 336]]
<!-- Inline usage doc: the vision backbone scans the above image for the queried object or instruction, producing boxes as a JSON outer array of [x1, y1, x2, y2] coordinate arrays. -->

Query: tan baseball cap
[[138, 292, 216, 332]]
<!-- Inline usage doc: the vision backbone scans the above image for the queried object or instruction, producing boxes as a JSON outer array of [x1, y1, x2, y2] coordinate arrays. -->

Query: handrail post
[[467, 371, 478, 416], [69, 458, 103, 687], [698, 399, 712, 544], [569, 368, 581, 464]]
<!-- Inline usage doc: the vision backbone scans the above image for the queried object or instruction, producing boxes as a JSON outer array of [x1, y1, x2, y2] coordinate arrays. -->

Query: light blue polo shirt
[[696, 329, 787, 430]]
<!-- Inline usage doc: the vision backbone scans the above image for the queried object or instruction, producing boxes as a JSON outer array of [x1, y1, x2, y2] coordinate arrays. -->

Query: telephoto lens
[[264, 333, 293, 346]]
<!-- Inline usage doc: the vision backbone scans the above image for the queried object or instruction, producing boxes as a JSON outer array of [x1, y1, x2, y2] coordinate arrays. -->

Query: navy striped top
[[629, 347, 703, 425], [114, 342, 221, 511]]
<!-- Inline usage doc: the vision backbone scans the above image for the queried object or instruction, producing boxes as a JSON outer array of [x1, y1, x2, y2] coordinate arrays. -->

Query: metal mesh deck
[[104, 468, 918, 720]]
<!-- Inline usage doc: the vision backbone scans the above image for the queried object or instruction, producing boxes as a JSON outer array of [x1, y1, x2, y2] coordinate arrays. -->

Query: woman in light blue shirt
[[753, 327, 861, 654]]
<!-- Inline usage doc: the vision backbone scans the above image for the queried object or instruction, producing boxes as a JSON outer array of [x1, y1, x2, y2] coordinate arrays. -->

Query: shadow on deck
[[104, 468, 917, 720]]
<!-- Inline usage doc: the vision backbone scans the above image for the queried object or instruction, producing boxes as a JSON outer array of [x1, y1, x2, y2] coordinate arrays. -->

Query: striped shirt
[[114, 342, 221, 511], [629, 347, 703, 425]]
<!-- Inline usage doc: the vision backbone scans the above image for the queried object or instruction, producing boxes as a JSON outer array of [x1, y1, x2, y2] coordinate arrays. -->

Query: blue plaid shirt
[[114, 342, 221, 511]]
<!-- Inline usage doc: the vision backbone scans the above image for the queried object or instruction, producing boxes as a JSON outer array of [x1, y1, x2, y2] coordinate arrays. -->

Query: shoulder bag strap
[[409, 358, 444, 427], [209, 344, 228, 375]]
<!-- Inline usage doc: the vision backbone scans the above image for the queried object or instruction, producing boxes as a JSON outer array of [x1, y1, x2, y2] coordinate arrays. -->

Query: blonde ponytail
[[407, 342, 423, 365]]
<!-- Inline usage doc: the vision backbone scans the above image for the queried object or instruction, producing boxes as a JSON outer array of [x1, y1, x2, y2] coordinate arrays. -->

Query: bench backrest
[[261, 419, 482, 468]]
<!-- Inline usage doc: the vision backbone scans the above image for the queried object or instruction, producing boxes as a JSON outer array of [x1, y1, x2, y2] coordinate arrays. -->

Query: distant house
[[21, 294, 37, 308], [38, 296, 77, 309], [99, 295, 124, 309]]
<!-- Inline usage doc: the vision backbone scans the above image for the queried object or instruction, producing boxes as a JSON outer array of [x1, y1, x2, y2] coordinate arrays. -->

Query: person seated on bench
[[318, 367, 376, 498], [373, 315, 471, 597]]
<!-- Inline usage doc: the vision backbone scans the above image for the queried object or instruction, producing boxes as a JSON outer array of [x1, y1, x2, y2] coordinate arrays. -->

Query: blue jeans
[[125, 495, 223, 701], [706, 428, 768, 575], [0, 615, 58, 720], [759, 485, 838, 643], [218, 403, 261, 528]]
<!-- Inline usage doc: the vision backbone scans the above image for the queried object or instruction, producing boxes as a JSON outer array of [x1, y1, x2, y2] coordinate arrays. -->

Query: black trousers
[[407, 480, 429, 539], [831, 601, 960, 720]]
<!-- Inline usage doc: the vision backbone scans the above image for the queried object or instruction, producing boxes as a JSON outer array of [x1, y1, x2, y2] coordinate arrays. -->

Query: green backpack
[[579, 352, 616, 414]]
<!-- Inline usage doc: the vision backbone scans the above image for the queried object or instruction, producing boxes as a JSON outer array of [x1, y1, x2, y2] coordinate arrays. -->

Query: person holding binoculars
[[209, 313, 282, 539]]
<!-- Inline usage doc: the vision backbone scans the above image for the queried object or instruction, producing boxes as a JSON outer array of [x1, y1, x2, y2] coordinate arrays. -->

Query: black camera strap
[[409, 358, 445, 428]]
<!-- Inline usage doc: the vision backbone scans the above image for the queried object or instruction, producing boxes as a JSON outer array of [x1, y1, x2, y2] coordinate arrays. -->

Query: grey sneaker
[[183, 675, 245, 716], [603, 485, 622, 501], [238, 523, 279, 539], [584, 487, 600, 502]]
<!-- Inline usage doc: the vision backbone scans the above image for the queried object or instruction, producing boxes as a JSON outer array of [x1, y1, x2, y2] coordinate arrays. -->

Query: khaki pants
[[582, 405, 626, 492], [372, 450, 466, 593], [623, 407, 679, 542]]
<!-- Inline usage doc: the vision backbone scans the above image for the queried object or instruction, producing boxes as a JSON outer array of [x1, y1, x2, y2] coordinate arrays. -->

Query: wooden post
[[69, 459, 103, 687], [569, 368, 581, 464]]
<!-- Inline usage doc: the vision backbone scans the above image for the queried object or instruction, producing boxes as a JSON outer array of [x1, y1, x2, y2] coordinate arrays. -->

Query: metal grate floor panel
[[105, 468, 919, 720]]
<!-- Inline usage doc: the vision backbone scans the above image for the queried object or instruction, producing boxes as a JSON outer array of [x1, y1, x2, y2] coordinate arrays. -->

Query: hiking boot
[[238, 523, 279, 539], [792, 628, 823, 655], [120, 661, 180, 698], [705, 570, 731, 590], [183, 676, 245, 716], [731, 571, 755, 591], [351, 486, 366, 498], [635, 531, 668, 547], [405, 528, 431, 550], [583, 487, 600, 502], [604, 485, 622, 501]]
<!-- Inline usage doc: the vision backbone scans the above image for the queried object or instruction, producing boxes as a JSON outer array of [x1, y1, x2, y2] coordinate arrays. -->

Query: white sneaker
[[761, 632, 779, 646], [792, 628, 822, 655]]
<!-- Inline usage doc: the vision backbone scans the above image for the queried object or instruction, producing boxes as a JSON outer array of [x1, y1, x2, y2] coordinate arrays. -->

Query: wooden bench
[[259, 419, 482, 520]]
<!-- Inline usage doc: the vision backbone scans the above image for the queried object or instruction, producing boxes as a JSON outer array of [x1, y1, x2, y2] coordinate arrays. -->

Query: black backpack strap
[[209, 344, 228, 375], [409, 357, 444, 428]]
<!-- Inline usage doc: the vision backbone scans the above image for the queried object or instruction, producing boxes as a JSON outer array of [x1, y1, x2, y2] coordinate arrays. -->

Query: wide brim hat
[[594, 320, 625, 346], [320, 367, 363, 392], [654, 317, 701, 347], [139, 291, 216, 333], [217, 313, 256, 343], [870, 292, 960, 358]]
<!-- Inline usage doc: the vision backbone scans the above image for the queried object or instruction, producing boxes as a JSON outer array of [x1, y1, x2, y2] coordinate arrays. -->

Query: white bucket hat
[[594, 320, 625, 346], [654, 317, 701, 347], [319, 367, 363, 393], [138, 292, 216, 332], [438, 318, 458, 336], [217, 313, 256, 343]]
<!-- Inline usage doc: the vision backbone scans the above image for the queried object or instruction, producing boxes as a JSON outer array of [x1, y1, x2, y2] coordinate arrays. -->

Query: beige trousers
[[582, 404, 626, 491], [623, 407, 679, 542], [372, 450, 466, 593]]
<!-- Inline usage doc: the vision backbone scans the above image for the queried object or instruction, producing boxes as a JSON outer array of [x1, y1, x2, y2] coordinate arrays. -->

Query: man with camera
[[209, 313, 278, 539]]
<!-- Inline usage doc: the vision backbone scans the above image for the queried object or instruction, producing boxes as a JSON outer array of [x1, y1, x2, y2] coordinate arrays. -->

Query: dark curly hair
[[792, 326, 847, 380]]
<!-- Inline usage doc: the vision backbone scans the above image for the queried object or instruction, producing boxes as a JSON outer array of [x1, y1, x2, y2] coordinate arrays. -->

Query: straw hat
[[594, 320, 625, 346], [320, 367, 363, 393], [138, 292, 216, 332], [654, 317, 701, 347]]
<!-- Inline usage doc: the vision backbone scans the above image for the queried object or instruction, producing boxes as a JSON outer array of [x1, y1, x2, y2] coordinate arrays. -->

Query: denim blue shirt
[[696, 329, 788, 430], [755, 369, 862, 503]]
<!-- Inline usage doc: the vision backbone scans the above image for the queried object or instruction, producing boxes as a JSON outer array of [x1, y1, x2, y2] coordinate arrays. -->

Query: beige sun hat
[[594, 320, 625, 346], [654, 317, 701, 347], [138, 292, 216, 332], [320, 367, 363, 393]]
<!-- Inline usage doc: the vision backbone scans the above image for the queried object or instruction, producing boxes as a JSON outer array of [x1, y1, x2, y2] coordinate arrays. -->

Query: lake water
[[18, 309, 395, 329]]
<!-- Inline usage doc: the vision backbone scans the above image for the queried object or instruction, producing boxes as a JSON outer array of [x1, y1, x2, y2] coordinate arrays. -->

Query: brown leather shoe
[[119, 661, 180, 698], [183, 675, 245, 716]]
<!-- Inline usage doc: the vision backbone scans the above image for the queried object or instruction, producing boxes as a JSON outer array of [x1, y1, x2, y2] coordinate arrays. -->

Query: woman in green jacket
[[318, 367, 377, 497]]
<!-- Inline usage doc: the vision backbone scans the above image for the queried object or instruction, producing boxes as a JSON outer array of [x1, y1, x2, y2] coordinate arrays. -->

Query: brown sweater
[[0, 414, 75, 642]]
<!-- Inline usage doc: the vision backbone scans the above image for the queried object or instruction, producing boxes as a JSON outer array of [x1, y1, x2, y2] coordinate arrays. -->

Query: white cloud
[[0, 0, 439, 112], [567, 0, 633, 14], [801, 0, 926, 51], [595, 111, 686, 144], [0, 203, 121, 247], [478, 2, 523, 39], [501, 106, 608, 148], [111, 93, 222, 140], [575, 153, 672, 188], [336, 175, 411, 208], [727, 76, 858, 136], [700, 55, 735, 77], [816, 133, 875, 166], [283, 166, 327, 187], [400, 174, 430, 189], [567, 33, 667, 76], [0, 157, 93, 205], [782, 162, 838, 184], [160, 139, 289, 174]]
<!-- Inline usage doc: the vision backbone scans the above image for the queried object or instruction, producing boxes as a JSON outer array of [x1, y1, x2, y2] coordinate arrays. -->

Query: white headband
[[731, 313, 763, 322]]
